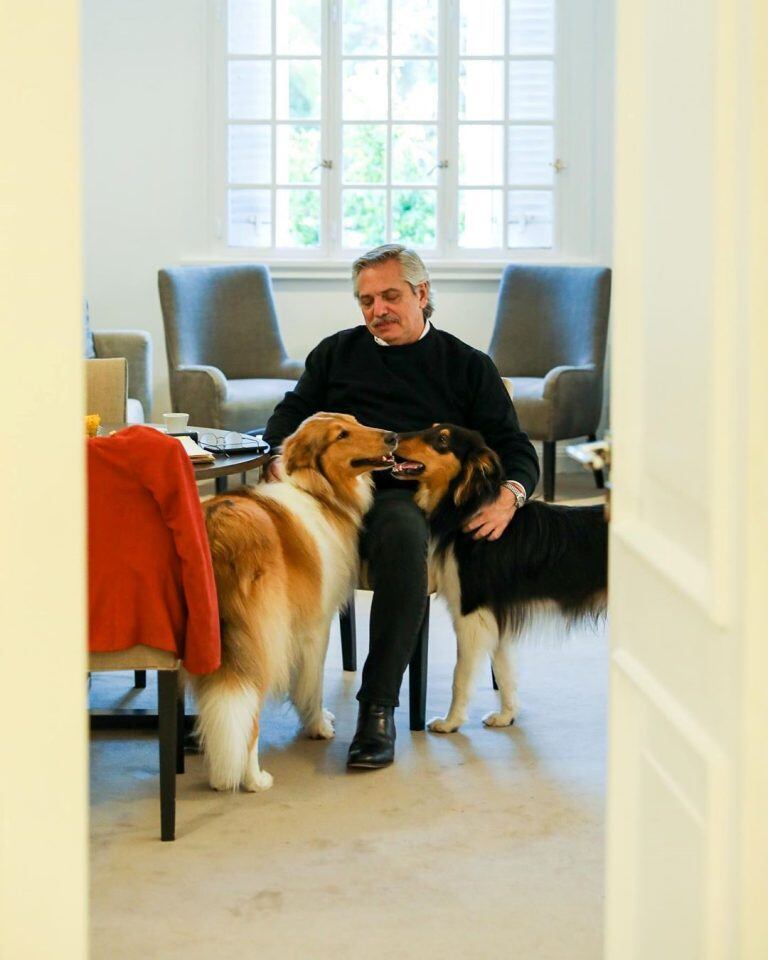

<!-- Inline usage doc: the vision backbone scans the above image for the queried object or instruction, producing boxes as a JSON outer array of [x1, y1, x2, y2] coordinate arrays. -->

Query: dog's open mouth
[[351, 454, 397, 470], [391, 456, 425, 478]]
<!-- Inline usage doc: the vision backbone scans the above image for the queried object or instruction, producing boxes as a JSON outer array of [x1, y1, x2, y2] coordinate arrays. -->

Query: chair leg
[[408, 600, 430, 732], [339, 597, 357, 671], [491, 665, 498, 690], [134, 670, 146, 688], [176, 675, 185, 775], [587, 433, 606, 489], [543, 441, 556, 502], [157, 670, 177, 841]]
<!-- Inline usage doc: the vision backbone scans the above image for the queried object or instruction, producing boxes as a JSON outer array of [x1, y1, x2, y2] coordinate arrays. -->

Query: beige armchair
[[85, 357, 127, 423], [85, 301, 153, 423], [92, 330, 153, 423]]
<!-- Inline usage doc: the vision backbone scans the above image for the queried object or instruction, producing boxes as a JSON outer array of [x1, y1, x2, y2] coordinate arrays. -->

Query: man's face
[[356, 259, 429, 346]]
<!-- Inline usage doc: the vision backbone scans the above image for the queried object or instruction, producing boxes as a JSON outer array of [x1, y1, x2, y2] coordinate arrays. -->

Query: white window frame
[[208, 0, 598, 269]]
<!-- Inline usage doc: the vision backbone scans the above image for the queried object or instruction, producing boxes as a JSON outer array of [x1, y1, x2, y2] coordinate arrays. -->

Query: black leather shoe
[[347, 701, 396, 769]]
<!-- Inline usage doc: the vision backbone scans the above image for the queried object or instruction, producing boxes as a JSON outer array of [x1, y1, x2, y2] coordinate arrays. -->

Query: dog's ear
[[453, 449, 504, 506], [280, 421, 340, 502], [281, 424, 325, 474]]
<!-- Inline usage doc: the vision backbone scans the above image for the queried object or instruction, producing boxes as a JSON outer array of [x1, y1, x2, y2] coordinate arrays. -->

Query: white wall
[[83, 0, 615, 420], [83, 0, 209, 416]]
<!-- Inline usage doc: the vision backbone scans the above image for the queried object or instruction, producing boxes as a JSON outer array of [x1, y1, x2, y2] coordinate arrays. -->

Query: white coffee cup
[[163, 412, 190, 434]]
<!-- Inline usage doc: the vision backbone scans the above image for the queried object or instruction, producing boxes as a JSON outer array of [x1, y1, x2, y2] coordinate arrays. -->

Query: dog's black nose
[[384, 432, 398, 447]]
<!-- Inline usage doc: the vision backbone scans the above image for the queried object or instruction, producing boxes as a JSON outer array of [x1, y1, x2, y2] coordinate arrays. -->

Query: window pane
[[276, 60, 321, 120], [459, 61, 504, 120], [276, 124, 321, 183], [459, 125, 504, 185], [509, 60, 554, 120], [343, 125, 386, 184], [458, 189, 503, 247], [276, 189, 321, 247], [392, 190, 436, 248], [228, 0, 271, 55], [392, 60, 438, 121], [276, 0, 321, 55], [509, 0, 555, 55], [343, 61, 388, 120], [508, 125, 554, 185], [342, 190, 386, 247], [507, 190, 553, 247], [459, 0, 504, 55], [342, 0, 387, 54], [229, 189, 271, 245], [229, 61, 271, 120], [392, 125, 437, 184], [392, 0, 438, 55], [229, 125, 271, 183]]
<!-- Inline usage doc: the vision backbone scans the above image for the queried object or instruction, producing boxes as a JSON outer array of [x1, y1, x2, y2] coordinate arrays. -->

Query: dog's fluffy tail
[[195, 669, 260, 792]]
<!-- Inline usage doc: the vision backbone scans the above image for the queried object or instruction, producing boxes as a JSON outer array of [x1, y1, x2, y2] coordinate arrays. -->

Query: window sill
[[180, 254, 601, 282]]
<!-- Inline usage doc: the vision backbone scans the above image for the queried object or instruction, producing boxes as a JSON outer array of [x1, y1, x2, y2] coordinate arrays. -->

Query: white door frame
[[0, 3, 88, 958], [605, 0, 768, 955]]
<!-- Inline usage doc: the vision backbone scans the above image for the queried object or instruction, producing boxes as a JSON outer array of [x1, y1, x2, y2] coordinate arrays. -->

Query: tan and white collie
[[194, 413, 397, 791]]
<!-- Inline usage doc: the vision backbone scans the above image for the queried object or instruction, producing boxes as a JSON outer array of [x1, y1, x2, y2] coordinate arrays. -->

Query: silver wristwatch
[[502, 480, 526, 509]]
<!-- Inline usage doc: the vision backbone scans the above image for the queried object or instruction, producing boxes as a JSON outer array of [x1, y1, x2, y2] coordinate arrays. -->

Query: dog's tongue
[[391, 460, 422, 475]]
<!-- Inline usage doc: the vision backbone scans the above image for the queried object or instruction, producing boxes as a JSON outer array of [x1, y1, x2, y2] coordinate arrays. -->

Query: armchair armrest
[[542, 364, 597, 401], [173, 364, 229, 429], [278, 358, 304, 380], [542, 364, 602, 439], [93, 330, 153, 420]]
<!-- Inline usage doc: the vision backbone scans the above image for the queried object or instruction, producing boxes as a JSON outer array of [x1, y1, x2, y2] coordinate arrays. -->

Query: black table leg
[[543, 441, 556, 501], [587, 433, 606, 489]]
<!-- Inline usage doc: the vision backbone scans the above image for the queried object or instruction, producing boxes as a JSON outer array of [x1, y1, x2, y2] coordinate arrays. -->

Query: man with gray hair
[[263, 244, 539, 769]]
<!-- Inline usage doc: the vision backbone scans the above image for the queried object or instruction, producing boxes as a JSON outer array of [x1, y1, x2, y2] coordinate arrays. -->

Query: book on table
[[173, 434, 215, 464]]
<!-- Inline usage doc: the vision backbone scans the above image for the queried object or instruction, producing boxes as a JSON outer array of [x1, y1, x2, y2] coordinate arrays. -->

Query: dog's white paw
[[323, 708, 335, 724], [427, 716, 463, 734], [304, 716, 335, 740], [243, 769, 274, 792], [482, 710, 516, 728], [209, 779, 234, 792]]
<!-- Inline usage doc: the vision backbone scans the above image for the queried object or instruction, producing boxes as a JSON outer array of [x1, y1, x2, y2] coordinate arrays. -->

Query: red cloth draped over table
[[87, 426, 221, 674]]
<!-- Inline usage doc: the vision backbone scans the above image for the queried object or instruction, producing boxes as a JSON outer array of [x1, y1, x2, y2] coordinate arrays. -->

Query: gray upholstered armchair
[[85, 300, 153, 423], [91, 331, 153, 424], [489, 265, 611, 501], [157, 264, 303, 433]]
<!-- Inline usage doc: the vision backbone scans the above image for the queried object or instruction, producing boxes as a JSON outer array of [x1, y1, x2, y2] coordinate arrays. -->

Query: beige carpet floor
[[89, 471, 608, 960]]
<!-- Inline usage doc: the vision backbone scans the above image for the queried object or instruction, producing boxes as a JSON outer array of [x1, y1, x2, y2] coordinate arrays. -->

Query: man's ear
[[453, 450, 502, 505]]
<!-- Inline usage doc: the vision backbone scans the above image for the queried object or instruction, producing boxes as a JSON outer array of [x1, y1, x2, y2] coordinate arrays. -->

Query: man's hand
[[264, 455, 285, 483], [463, 485, 518, 541]]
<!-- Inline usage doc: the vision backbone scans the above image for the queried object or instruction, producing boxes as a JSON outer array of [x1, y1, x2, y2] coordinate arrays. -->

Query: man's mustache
[[372, 315, 399, 326]]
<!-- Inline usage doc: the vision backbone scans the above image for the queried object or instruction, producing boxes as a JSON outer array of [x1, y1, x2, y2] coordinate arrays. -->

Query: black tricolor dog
[[392, 423, 608, 732]]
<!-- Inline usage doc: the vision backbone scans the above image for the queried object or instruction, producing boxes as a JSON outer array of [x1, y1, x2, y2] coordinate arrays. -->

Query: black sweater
[[263, 324, 540, 497]]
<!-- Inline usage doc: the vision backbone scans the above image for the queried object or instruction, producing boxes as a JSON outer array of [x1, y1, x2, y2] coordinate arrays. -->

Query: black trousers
[[357, 489, 429, 707]]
